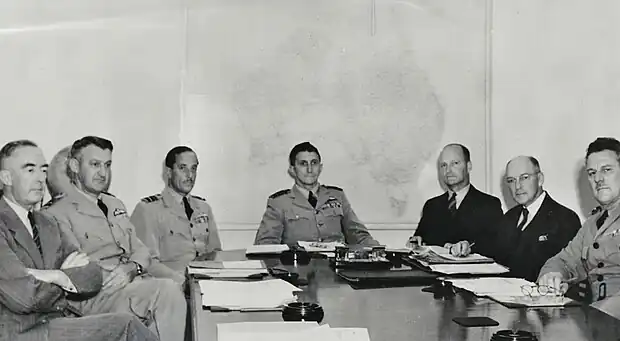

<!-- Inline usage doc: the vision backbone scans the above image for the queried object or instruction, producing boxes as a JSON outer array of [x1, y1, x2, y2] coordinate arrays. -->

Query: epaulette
[[269, 189, 291, 199], [43, 193, 66, 208], [141, 194, 162, 203], [591, 206, 603, 215], [322, 185, 343, 191], [101, 191, 116, 198], [191, 195, 206, 201]]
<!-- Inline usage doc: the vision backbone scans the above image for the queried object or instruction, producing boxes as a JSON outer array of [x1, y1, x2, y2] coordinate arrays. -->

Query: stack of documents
[[447, 277, 576, 307], [199, 279, 300, 310], [298, 241, 345, 252], [217, 322, 370, 341], [188, 260, 268, 278], [246, 244, 290, 255], [409, 246, 508, 275]]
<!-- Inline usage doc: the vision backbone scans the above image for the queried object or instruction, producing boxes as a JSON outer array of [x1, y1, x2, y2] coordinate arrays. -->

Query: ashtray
[[282, 302, 324, 323], [491, 330, 538, 341], [280, 249, 311, 265]]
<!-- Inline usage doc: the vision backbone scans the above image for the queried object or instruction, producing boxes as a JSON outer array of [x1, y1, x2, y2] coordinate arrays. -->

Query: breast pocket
[[283, 210, 316, 242]]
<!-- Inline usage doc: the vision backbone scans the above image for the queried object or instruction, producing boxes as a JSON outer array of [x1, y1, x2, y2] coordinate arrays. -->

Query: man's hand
[[445, 241, 471, 257], [27, 269, 77, 292], [537, 272, 568, 295], [102, 263, 135, 290], [406, 236, 423, 249], [61, 251, 90, 269]]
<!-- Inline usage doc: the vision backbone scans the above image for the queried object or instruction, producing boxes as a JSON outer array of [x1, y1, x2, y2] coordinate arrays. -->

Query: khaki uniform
[[254, 185, 379, 246], [539, 202, 620, 317], [130, 187, 222, 274], [44, 188, 186, 341]]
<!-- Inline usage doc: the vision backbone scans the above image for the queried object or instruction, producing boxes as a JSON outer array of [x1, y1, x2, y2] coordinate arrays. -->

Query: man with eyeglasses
[[538, 137, 620, 318], [44, 136, 187, 341], [254, 141, 379, 246], [489, 156, 580, 281], [407, 143, 503, 256]]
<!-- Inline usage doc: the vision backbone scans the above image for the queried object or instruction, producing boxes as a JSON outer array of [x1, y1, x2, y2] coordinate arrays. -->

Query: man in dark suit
[[409, 143, 503, 256], [0, 139, 157, 341], [492, 156, 581, 282]]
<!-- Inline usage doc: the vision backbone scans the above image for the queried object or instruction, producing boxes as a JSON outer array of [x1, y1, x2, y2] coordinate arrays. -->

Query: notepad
[[200, 279, 300, 310]]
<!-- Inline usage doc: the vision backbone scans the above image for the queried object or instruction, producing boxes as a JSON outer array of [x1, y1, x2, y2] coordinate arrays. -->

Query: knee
[[111, 312, 143, 325], [153, 278, 186, 305]]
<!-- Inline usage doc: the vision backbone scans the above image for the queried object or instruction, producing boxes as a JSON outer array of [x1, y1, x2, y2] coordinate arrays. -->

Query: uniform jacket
[[539, 201, 620, 308], [130, 187, 222, 274], [254, 185, 379, 246], [413, 185, 503, 256], [491, 193, 581, 282], [0, 197, 102, 341]]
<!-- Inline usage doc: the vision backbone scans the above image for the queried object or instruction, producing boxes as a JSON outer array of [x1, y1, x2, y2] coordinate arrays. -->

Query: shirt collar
[[4, 196, 34, 236], [294, 183, 320, 200], [165, 186, 190, 205], [523, 190, 546, 217], [73, 185, 100, 204], [447, 184, 470, 209]]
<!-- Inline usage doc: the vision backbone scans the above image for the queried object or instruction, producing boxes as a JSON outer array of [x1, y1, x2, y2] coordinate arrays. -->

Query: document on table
[[217, 322, 370, 341], [427, 262, 509, 275], [298, 241, 345, 252], [199, 279, 300, 310], [188, 260, 268, 278], [245, 244, 290, 255], [412, 245, 494, 264]]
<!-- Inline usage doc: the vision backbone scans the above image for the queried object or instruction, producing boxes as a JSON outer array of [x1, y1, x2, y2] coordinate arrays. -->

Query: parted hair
[[164, 146, 195, 169], [586, 137, 620, 162], [289, 142, 321, 166], [0, 140, 38, 169]]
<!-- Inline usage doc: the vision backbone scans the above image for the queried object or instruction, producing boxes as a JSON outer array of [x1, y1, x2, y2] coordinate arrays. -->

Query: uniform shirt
[[130, 187, 222, 274], [43, 186, 182, 283], [254, 184, 379, 246], [539, 200, 620, 307]]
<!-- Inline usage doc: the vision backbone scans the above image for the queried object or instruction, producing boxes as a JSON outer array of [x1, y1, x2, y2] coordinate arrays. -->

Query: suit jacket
[[492, 193, 581, 282], [414, 185, 503, 256], [0, 198, 102, 341]]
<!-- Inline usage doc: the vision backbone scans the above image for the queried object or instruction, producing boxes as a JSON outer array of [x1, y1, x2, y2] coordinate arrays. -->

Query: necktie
[[308, 191, 318, 208], [447, 193, 457, 215], [97, 199, 108, 217], [27, 211, 43, 256], [183, 196, 194, 220], [517, 207, 529, 231], [596, 210, 609, 229]]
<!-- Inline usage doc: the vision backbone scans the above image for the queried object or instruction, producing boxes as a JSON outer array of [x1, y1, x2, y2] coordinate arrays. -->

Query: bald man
[[490, 156, 580, 281], [44, 146, 73, 207]]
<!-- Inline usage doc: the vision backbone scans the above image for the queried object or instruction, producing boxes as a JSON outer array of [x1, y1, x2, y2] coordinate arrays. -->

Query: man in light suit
[[44, 136, 187, 341], [0, 139, 157, 341], [409, 143, 503, 256], [490, 156, 581, 281]]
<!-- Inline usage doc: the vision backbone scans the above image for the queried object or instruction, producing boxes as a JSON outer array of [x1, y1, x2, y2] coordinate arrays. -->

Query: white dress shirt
[[518, 191, 547, 231], [447, 184, 470, 209], [4, 197, 34, 237]]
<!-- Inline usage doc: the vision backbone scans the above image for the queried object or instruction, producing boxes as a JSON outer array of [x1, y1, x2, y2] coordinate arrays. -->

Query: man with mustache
[[0, 139, 158, 341], [131, 146, 222, 276], [408, 143, 503, 256], [488, 156, 580, 281], [44, 136, 187, 341], [539, 137, 620, 318], [254, 141, 379, 245]]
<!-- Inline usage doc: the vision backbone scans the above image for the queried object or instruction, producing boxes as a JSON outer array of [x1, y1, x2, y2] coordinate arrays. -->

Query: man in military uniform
[[131, 146, 222, 275], [44, 136, 186, 341], [254, 142, 379, 246], [538, 137, 620, 319]]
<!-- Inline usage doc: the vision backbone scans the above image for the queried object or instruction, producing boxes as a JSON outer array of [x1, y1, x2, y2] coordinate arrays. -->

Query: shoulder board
[[101, 191, 116, 198], [42, 194, 64, 208], [591, 206, 603, 215], [141, 194, 162, 203], [322, 185, 343, 191], [269, 189, 291, 199], [191, 195, 206, 201]]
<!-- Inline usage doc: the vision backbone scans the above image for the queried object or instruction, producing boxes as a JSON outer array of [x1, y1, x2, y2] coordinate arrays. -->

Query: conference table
[[189, 250, 620, 341]]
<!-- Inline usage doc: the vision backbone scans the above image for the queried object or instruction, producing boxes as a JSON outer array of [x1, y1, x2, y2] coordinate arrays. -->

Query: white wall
[[4, 1, 618, 249]]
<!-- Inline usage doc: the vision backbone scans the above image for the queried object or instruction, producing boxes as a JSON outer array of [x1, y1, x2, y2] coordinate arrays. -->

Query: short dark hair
[[289, 142, 321, 166], [164, 146, 195, 169], [445, 143, 471, 163], [586, 137, 620, 162], [0, 140, 38, 169], [69, 136, 113, 160]]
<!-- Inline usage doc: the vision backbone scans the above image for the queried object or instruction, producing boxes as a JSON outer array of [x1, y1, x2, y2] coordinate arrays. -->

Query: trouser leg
[[47, 312, 159, 341]]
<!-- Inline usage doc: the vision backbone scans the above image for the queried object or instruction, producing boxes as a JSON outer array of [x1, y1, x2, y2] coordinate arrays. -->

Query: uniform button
[[190, 223, 194, 228], [593, 242, 599, 249], [56, 306, 63, 311], [598, 262, 604, 268], [192, 237, 196, 242], [318, 238, 323, 242], [41, 318, 48, 324], [314, 210, 320, 214], [108, 223, 114, 228], [598, 275, 604, 281]]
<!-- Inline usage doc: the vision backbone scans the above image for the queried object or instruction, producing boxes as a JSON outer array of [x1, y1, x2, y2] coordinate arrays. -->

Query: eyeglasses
[[506, 172, 539, 186], [520, 284, 561, 298]]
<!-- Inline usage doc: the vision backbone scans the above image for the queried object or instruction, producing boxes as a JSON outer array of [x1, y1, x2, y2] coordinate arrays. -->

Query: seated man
[[489, 156, 580, 281], [0, 139, 156, 341], [43, 145, 73, 207], [131, 146, 222, 275], [539, 137, 620, 319], [44, 136, 186, 341], [409, 143, 503, 256], [254, 142, 379, 246]]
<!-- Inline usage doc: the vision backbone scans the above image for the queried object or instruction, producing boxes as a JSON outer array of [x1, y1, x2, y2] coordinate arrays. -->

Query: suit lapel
[[457, 186, 477, 213], [32, 211, 60, 269], [0, 198, 45, 269]]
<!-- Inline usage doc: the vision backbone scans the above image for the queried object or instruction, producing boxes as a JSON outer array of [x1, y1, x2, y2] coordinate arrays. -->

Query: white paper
[[298, 241, 344, 252], [448, 277, 534, 296], [189, 260, 265, 269], [246, 244, 290, 255], [187, 267, 268, 278], [199, 279, 300, 309], [217, 322, 370, 341], [428, 262, 509, 275], [426, 245, 492, 262]]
